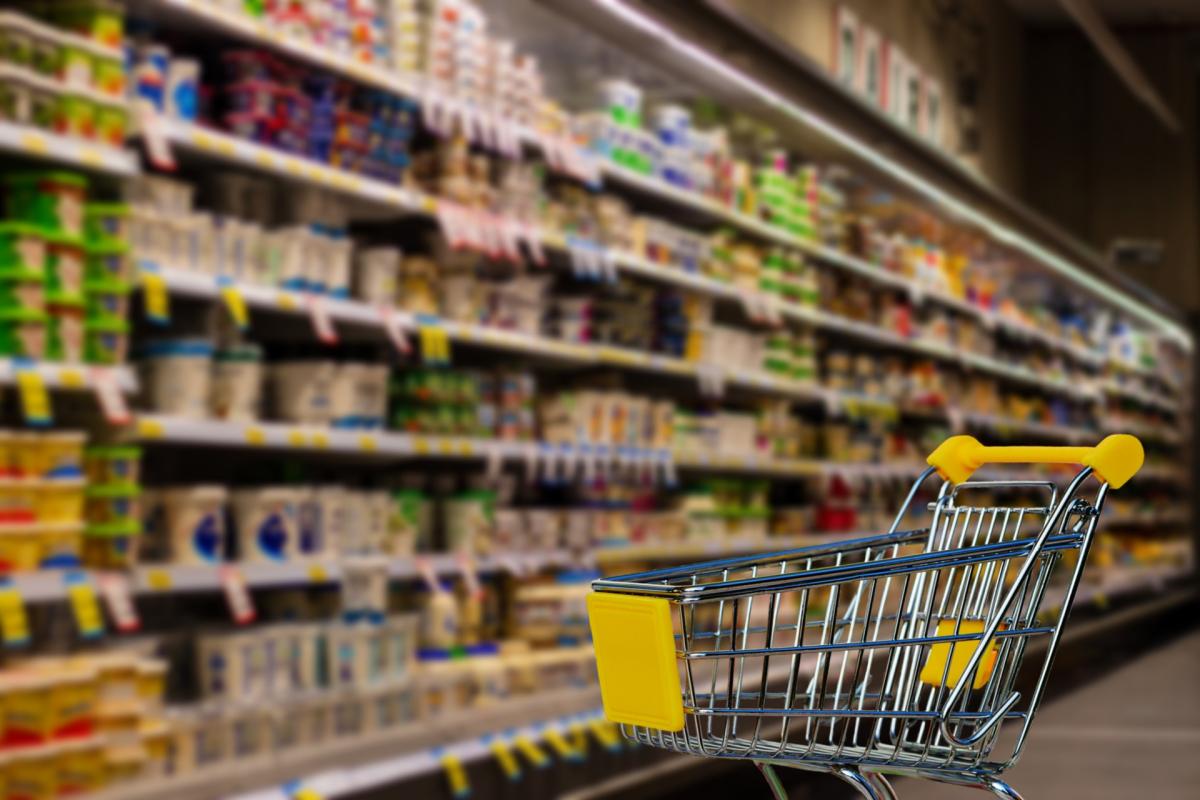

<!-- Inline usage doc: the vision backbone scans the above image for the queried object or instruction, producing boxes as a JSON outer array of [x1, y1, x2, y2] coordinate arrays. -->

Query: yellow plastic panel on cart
[[920, 620, 1001, 690], [587, 592, 684, 732]]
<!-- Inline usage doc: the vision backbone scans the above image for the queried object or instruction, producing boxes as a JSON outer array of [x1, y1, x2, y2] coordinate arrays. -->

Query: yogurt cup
[[162, 485, 227, 564], [210, 345, 262, 422], [85, 241, 132, 284], [39, 522, 84, 568], [0, 307, 48, 359], [84, 277, 130, 321], [270, 361, 336, 425], [354, 246, 401, 305], [49, 302, 86, 362], [84, 484, 141, 527], [232, 487, 299, 563], [0, 524, 42, 571], [0, 267, 45, 313], [0, 222, 45, 273], [3, 172, 88, 236], [82, 520, 139, 569], [24, 430, 86, 479], [84, 316, 128, 365], [138, 339, 213, 418], [33, 481, 85, 524], [83, 445, 140, 486]]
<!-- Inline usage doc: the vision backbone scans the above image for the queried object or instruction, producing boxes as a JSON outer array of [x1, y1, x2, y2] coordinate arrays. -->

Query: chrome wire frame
[[592, 466, 1110, 794]]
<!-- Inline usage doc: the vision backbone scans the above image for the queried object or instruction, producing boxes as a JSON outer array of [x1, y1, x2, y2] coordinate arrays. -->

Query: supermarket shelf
[[91, 685, 602, 800], [11, 548, 574, 604], [1104, 380, 1182, 414], [0, 359, 137, 393], [0, 121, 139, 176]]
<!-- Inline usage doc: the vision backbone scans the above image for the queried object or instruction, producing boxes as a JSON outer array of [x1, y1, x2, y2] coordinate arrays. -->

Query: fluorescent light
[[589, 0, 1191, 349]]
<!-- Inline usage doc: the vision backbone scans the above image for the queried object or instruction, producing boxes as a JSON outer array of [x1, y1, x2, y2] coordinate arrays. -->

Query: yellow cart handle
[[926, 434, 1143, 488]]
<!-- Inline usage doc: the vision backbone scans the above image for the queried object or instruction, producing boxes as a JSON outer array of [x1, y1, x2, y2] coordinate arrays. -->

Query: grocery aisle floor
[[899, 628, 1200, 799]]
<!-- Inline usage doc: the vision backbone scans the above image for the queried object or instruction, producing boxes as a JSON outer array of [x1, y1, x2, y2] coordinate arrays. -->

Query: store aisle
[[901, 629, 1200, 799]]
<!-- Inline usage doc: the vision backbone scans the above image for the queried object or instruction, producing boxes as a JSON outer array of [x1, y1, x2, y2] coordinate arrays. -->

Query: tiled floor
[[898, 629, 1200, 799]]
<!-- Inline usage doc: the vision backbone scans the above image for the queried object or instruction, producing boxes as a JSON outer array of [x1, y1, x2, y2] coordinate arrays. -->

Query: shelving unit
[[0, 3, 1191, 800]]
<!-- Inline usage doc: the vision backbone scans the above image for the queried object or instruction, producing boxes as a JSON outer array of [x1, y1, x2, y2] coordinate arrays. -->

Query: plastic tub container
[[135, 660, 167, 710], [0, 525, 42, 571], [443, 490, 495, 553], [24, 430, 86, 479], [94, 100, 127, 146], [85, 484, 140, 527], [33, 481, 85, 524], [0, 222, 45, 273], [83, 520, 139, 569], [0, 308, 48, 359], [210, 345, 262, 422], [85, 241, 132, 283], [49, 302, 86, 362], [138, 339, 213, 417], [161, 485, 227, 564], [6, 744, 58, 800], [44, 232, 86, 301], [84, 316, 128, 364], [232, 487, 299, 563], [94, 57, 124, 97], [84, 277, 130, 321], [0, 265, 45, 313], [270, 361, 336, 425], [83, 445, 140, 486], [54, 93, 97, 140], [3, 172, 88, 235], [103, 744, 147, 786], [354, 246, 401, 305]]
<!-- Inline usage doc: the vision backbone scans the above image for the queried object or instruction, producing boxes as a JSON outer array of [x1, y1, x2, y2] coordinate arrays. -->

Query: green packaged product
[[84, 202, 130, 244], [3, 172, 88, 236], [83, 315, 127, 364], [0, 264, 44, 313], [0, 306, 48, 358], [45, 231, 87, 302], [84, 276, 130, 322], [47, 301, 85, 363], [84, 240, 131, 283], [0, 222, 45, 272]]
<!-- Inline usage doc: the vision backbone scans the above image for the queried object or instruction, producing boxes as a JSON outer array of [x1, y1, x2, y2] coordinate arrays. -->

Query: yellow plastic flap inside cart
[[920, 619, 1002, 690], [587, 592, 684, 732]]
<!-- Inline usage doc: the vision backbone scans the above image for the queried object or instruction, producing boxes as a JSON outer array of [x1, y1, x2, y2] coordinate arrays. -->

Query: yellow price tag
[[489, 740, 522, 781], [219, 282, 250, 329], [543, 729, 580, 761], [16, 366, 52, 425], [137, 418, 165, 439], [514, 735, 549, 767], [413, 438, 431, 455], [437, 439, 455, 456], [0, 582, 31, 647], [58, 368, 85, 388], [65, 574, 104, 639], [245, 426, 267, 445], [418, 325, 451, 365], [141, 270, 171, 323], [307, 563, 329, 583], [568, 723, 588, 755], [80, 148, 104, 168], [277, 292, 299, 310], [255, 151, 275, 168], [145, 569, 172, 590], [589, 719, 622, 751], [20, 132, 49, 154], [458, 441, 474, 456], [420, 195, 439, 213], [440, 753, 470, 798], [358, 434, 378, 452], [291, 789, 323, 800], [286, 430, 308, 448], [311, 431, 330, 449]]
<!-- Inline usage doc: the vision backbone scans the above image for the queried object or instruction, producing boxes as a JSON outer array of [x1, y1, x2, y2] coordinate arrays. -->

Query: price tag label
[[307, 563, 329, 583], [59, 368, 85, 388], [569, 722, 589, 755], [307, 295, 338, 345], [65, 572, 104, 640], [245, 426, 267, 446], [514, 735, 549, 768], [358, 434, 378, 452], [589, 719, 622, 751], [91, 367, 131, 425], [220, 566, 256, 625], [144, 568, 173, 590], [136, 101, 176, 170], [543, 729, 582, 762], [217, 277, 250, 330], [141, 265, 171, 324], [0, 579, 31, 647], [97, 572, 140, 633], [440, 753, 470, 799], [419, 324, 451, 365], [489, 738, 522, 781], [15, 361, 51, 426], [378, 306, 412, 355]]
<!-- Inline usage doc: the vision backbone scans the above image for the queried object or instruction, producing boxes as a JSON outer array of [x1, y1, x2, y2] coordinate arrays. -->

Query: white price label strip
[[136, 101, 175, 170], [220, 566, 256, 625], [378, 306, 412, 355], [307, 294, 338, 344], [98, 572, 139, 633], [90, 367, 131, 425]]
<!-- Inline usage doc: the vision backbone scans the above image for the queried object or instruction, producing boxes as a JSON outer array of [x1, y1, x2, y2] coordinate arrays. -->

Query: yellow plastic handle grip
[[927, 434, 1143, 488]]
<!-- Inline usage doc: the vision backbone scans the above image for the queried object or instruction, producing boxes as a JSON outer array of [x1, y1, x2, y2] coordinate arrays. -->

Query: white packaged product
[[232, 487, 300, 562], [355, 246, 402, 304], [295, 487, 328, 557], [210, 345, 262, 422], [330, 364, 389, 428], [313, 486, 348, 556], [270, 361, 337, 425], [162, 485, 228, 564], [139, 339, 214, 418]]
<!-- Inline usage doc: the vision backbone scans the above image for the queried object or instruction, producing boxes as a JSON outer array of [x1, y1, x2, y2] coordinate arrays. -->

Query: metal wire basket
[[587, 435, 1144, 799]]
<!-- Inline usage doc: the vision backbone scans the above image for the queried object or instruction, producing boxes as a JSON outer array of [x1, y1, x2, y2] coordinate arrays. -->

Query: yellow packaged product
[[2, 673, 57, 746], [135, 659, 168, 709], [139, 717, 172, 778], [74, 652, 140, 702], [0, 525, 43, 572], [4, 665, 99, 744], [57, 738, 106, 795], [97, 698, 143, 746], [39, 522, 84, 568], [103, 743, 148, 785], [0, 751, 8, 800], [0, 479, 37, 522], [6, 744, 59, 800], [31, 481, 85, 524], [0, 429, 17, 475], [16, 431, 86, 480]]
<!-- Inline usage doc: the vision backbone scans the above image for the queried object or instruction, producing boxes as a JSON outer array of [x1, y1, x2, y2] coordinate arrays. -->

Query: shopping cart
[[587, 435, 1143, 799]]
